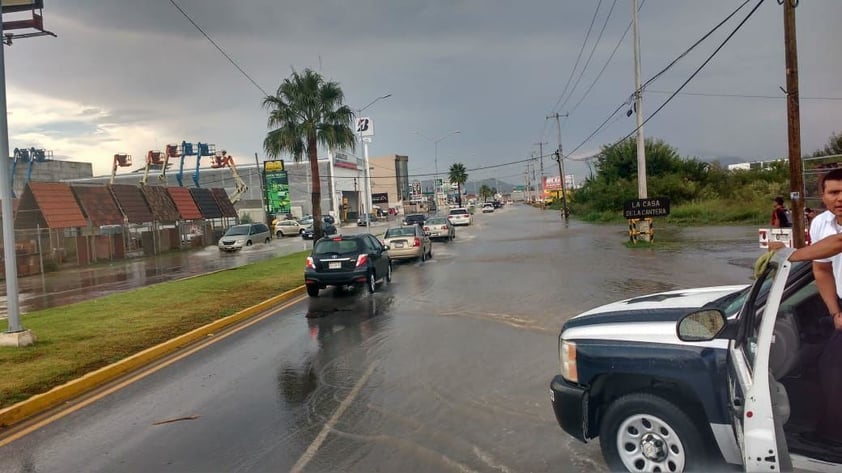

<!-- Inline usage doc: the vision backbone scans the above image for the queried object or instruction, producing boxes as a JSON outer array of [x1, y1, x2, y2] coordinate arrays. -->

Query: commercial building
[[369, 154, 409, 212]]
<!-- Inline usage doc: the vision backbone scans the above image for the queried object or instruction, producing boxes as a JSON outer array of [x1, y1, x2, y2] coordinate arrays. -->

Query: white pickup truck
[[550, 248, 841, 472]]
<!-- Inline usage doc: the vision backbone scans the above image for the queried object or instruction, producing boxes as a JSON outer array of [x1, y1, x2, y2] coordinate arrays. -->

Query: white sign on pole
[[356, 117, 374, 138], [758, 228, 792, 248]]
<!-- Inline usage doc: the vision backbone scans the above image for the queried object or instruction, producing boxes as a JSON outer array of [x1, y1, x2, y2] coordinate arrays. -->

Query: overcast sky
[[5, 0, 842, 186]]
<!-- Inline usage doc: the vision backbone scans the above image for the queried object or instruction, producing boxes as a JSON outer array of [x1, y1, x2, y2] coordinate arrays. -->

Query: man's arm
[[813, 261, 841, 317]]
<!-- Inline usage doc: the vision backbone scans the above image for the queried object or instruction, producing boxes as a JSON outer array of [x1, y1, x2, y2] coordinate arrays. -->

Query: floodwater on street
[[0, 205, 764, 472]]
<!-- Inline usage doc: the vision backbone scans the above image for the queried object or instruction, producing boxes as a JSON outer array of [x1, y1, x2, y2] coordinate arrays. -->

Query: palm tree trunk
[[308, 135, 323, 238], [457, 183, 462, 207]]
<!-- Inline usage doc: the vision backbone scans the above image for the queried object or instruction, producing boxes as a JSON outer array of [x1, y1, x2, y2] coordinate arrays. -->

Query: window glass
[[314, 239, 359, 255]]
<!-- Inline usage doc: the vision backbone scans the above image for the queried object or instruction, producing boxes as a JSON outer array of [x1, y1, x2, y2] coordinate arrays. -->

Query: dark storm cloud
[[4, 1, 842, 180]]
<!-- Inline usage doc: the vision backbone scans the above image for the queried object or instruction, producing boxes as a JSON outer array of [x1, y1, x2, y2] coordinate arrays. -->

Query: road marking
[[290, 361, 378, 473], [0, 294, 307, 448]]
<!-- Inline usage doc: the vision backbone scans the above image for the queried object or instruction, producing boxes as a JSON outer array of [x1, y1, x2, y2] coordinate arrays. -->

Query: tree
[[448, 163, 468, 207], [812, 131, 842, 157], [263, 69, 355, 238], [479, 184, 493, 202]]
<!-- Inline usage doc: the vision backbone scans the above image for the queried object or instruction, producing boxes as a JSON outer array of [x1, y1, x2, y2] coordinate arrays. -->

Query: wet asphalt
[[0, 205, 762, 472]]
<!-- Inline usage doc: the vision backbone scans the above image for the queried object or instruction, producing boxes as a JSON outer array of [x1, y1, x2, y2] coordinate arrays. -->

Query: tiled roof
[[190, 188, 222, 219], [167, 187, 202, 220], [14, 182, 87, 229], [109, 184, 155, 224], [71, 185, 123, 226], [211, 188, 238, 218], [141, 185, 180, 224]]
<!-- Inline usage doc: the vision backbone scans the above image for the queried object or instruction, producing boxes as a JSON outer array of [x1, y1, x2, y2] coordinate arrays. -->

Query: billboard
[[263, 160, 290, 217], [542, 175, 575, 191], [372, 192, 389, 204]]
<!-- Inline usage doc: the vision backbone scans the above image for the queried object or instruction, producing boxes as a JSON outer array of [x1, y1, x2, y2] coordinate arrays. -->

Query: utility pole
[[632, 0, 647, 199], [535, 141, 547, 206], [547, 112, 569, 222], [783, 0, 804, 248], [254, 152, 268, 225]]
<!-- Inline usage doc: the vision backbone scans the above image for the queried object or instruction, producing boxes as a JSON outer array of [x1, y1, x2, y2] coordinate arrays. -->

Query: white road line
[[290, 361, 379, 473]]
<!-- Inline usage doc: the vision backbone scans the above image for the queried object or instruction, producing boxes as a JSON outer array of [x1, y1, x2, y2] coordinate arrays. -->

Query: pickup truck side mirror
[[677, 309, 727, 342]]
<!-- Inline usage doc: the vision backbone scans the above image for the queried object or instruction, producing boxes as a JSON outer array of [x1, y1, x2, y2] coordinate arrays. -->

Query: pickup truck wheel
[[385, 262, 392, 283], [306, 285, 319, 297], [599, 393, 704, 473]]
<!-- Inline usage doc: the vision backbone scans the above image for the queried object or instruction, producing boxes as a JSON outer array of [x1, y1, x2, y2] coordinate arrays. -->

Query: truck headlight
[[560, 339, 578, 383]]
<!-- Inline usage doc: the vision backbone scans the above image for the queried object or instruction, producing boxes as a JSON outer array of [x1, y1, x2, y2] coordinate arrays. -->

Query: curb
[[0, 285, 307, 429]]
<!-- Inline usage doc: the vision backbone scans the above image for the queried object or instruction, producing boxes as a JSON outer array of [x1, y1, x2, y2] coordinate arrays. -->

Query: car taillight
[[306, 256, 316, 269], [440, 225, 447, 230], [356, 254, 368, 267], [423, 226, 429, 231], [413, 237, 421, 247]]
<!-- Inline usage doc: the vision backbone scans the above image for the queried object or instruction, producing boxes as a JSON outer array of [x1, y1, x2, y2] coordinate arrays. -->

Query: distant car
[[357, 213, 378, 226], [481, 203, 495, 213], [304, 233, 391, 297], [447, 208, 472, 226], [218, 223, 271, 251], [492, 201, 503, 209], [383, 225, 432, 262], [403, 214, 427, 227], [298, 215, 314, 226], [424, 216, 455, 242], [274, 219, 304, 237], [301, 225, 315, 240]]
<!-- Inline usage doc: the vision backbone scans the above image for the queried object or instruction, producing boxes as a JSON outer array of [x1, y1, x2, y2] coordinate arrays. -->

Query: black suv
[[304, 234, 391, 297], [403, 214, 426, 227]]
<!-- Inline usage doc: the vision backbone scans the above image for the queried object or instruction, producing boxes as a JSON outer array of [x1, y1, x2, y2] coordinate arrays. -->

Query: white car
[[481, 203, 494, 213], [274, 219, 305, 237], [447, 208, 472, 226]]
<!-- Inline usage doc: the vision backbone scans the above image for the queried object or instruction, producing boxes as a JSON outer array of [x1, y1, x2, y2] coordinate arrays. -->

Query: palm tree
[[479, 184, 493, 202], [448, 163, 468, 207], [263, 69, 355, 238]]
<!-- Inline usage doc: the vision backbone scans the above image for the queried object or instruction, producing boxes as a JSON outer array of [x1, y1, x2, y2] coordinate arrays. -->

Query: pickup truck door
[[728, 249, 794, 471]]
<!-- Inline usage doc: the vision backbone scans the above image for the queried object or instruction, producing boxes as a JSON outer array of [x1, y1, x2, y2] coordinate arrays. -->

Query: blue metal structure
[[25, 148, 50, 187], [176, 141, 196, 187], [192, 142, 214, 188]]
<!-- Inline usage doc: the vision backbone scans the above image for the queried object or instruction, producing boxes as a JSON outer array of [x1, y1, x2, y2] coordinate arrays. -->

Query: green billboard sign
[[263, 160, 290, 217]]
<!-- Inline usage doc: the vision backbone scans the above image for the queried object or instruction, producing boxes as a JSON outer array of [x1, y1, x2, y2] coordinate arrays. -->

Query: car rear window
[[427, 218, 446, 224], [449, 209, 468, 215], [314, 239, 360, 255], [385, 227, 416, 238]]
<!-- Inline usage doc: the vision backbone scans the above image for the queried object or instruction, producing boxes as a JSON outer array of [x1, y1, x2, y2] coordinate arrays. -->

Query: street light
[[355, 93, 391, 233], [412, 130, 461, 209]]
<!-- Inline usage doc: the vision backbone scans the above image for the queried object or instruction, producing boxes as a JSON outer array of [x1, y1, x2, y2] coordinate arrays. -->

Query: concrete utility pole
[[783, 0, 804, 248], [547, 112, 569, 222], [535, 141, 547, 205], [632, 0, 647, 199]]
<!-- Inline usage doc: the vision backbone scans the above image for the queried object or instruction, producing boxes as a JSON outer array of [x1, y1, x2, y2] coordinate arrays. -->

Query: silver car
[[383, 225, 432, 262], [218, 223, 272, 251], [274, 219, 304, 237]]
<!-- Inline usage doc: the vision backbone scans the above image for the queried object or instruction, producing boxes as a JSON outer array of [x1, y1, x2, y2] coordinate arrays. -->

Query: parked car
[[357, 213, 378, 226], [447, 207, 472, 226], [304, 233, 391, 297], [300, 225, 315, 240], [301, 218, 337, 240], [298, 215, 314, 226], [549, 250, 841, 472], [274, 219, 304, 237], [423, 216, 455, 242], [217, 223, 271, 251], [481, 203, 494, 213], [383, 225, 432, 261], [403, 213, 427, 227]]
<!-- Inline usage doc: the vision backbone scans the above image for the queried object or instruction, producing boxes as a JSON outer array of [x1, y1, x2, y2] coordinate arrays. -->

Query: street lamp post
[[356, 94, 391, 233], [413, 130, 461, 210]]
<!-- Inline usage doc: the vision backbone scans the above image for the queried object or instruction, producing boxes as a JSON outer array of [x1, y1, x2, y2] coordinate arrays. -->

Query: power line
[[168, 0, 269, 96], [570, 0, 767, 162], [648, 90, 842, 101], [565, 0, 759, 158], [550, 0, 603, 114], [558, 0, 618, 114], [569, 0, 644, 114]]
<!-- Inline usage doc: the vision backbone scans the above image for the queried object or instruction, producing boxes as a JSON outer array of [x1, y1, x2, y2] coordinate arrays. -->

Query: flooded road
[[0, 205, 764, 472]]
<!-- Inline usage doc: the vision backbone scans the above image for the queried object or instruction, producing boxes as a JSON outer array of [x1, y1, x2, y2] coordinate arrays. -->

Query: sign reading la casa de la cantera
[[623, 197, 671, 219]]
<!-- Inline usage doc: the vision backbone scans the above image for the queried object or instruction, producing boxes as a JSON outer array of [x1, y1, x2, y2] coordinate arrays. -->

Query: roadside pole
[[254, 152, 268, 226], [0, 19, 33, 346], [547, 112, 569, 222], [783, 0, 804, 248]]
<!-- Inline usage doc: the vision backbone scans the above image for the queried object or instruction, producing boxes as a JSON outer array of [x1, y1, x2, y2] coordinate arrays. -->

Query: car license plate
[[329, 262, 341, 269], [394, 242, 404, 248]]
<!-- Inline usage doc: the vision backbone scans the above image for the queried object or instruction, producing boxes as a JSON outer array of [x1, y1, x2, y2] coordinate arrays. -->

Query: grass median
[[0, 250, 309, 410]]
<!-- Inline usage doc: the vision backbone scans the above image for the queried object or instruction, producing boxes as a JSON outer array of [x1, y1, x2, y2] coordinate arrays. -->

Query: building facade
[[369, 154, 409, 212]]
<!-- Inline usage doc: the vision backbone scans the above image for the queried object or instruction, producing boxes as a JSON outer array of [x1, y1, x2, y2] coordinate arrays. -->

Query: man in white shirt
[[808, 167, 842, 443]]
